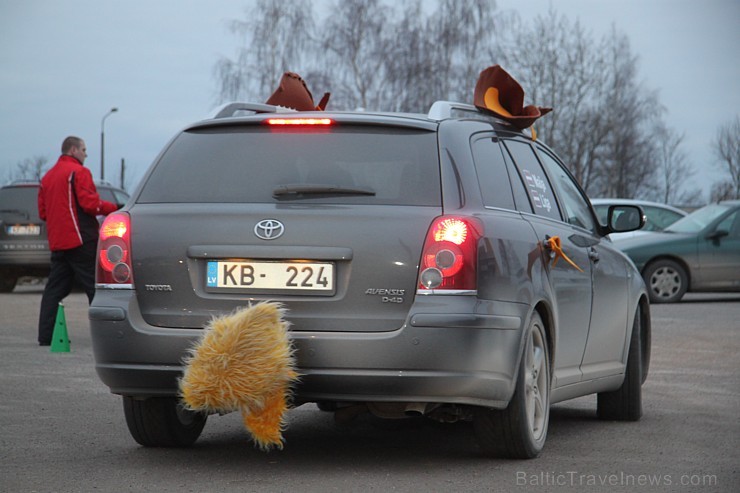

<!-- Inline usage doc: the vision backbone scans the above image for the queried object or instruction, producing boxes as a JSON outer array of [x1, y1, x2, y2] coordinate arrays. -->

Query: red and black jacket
[[38, 155, 118, 251]]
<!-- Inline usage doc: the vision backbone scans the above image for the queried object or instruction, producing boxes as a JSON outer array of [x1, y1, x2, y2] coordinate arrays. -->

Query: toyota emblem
[[254, 219, 285, 240]]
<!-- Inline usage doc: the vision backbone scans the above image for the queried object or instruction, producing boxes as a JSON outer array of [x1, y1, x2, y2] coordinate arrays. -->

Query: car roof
[[187, 100, 531, 136], [2, 180, 126, 192], [590, 198, 687, 215]]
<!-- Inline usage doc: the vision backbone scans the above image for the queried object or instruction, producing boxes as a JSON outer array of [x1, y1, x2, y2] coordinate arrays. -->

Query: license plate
[[206, 260, 335, 294], [7, 225, 41, 235]]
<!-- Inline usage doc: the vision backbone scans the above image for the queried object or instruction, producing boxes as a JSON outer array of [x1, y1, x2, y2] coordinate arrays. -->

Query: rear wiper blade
[[0, 209, 28, 218], [273, 184, 376, 198]]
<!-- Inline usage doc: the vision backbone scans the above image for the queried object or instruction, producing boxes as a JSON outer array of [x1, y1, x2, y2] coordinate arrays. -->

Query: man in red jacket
[[37, 136, 119, 345]]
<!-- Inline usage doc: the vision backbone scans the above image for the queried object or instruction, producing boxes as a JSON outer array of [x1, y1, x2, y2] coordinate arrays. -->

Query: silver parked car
[[90, 101, 650, 458], [591, 198, 687, 242]]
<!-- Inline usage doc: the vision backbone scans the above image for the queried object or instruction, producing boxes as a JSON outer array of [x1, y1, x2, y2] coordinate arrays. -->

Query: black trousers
[[37, 241, 96, 344]]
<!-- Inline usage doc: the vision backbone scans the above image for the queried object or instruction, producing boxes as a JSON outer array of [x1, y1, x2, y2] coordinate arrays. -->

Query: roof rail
[[209, 102, 298, 119], [427, 101, 482, 121], [427, 100, 522, 134]]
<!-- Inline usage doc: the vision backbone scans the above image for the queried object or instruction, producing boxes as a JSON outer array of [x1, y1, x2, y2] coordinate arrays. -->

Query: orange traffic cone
[[50, 303, 70, 353]]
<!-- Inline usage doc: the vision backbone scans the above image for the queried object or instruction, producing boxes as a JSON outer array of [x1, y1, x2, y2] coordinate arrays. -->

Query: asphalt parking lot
[[1, 280, 738, 492]]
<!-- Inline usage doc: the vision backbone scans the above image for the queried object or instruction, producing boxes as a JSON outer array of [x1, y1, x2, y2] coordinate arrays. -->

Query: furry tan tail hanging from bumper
[[179, 302, 299, 450]]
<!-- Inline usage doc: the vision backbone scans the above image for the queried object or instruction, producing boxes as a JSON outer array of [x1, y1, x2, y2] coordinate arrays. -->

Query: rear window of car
[[642, 206, 684, 231], [0, 186, 41, 221], [138, 125, 441, 206], [98, 187, 129, 206]]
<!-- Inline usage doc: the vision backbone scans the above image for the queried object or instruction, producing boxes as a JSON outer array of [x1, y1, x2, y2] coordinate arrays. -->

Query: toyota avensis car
[[0, 180, 128, 292], [90, 100, 650, 458]]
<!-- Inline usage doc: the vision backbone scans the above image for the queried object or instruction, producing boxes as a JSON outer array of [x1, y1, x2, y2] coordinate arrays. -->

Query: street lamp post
[[100, 107, 118, 181]]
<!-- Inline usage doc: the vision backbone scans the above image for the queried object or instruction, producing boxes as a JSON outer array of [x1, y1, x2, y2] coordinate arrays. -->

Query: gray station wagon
[[90, 101, 650, 458]]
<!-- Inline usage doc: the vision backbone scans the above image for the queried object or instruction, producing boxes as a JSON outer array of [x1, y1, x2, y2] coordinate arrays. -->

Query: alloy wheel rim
[[650, 267, 680, 298], [524, 325, 548, 441]]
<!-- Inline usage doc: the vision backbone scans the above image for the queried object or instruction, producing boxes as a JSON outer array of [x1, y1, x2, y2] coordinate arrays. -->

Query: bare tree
[[498, 10, 610, 191], [709, 181, 735, 202], [382, 0, 439, 112], [383, 0, 505, 112], [427, 0, 499, 104], [321, 0, 390, 110], [317, 0, 503, 112], [213, 0, 316, 104], [6, 156, 49, 183], [712, 115, 740, 200], [499, 14, 668, 199], [649, 125, 701, 205]]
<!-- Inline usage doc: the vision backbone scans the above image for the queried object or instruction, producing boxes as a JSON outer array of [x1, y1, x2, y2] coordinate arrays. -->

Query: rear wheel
[[0, 274, 17, 292], [474, 312, 550, 459], [597, 307, 643, 421], [643, 259, 687, 303], [123, 396, 207, 447]]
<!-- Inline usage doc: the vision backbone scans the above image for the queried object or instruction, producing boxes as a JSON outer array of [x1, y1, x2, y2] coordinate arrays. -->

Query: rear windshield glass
[[138, 125, 441, 206], [0, 186, 41, 221]]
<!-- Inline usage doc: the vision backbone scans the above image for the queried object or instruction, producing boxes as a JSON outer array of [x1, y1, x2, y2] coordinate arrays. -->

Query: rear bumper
[[0, 248, 50, 271], [90, 290, 528, 409]]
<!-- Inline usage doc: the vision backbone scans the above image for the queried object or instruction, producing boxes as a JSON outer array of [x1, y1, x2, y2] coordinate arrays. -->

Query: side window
[[593, 204, 608, 226], [716, 210, 740, 238], [535, 147, 596, 232], [98, 188, 115, 203], [503, 140, 561, 220], [113, 190, 130, 206], [644, 206, 684, 231], [471, 137, 515, 210], [501, 143, 533, 214]]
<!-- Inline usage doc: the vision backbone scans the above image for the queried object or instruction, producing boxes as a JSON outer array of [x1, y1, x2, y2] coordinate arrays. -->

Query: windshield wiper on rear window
[[0, 209, 28, 218], [273, 184, 376, 199]]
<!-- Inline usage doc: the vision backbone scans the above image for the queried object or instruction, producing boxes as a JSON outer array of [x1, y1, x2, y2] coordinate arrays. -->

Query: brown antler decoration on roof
[[265, 72, 330, 111], [473, 65, 551, 129]]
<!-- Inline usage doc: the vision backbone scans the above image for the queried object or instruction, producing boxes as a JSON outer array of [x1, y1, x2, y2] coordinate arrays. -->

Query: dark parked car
[[619, 200, 740, 303], [0, 180, 128, 292], [91, 100, 650, 458]]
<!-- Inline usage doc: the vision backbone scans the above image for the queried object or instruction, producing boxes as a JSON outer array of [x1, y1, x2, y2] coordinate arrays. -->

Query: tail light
[[417, 215, 481, 294], [96, 212, 133, 286]]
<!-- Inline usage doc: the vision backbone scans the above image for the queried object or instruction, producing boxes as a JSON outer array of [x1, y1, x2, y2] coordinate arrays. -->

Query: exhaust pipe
[[404, 402, 434, 417]]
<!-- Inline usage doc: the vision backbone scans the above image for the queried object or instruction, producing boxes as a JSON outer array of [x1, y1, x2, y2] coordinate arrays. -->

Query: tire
[[123, 396, 207, 447], [643, 259, 688, 303], [316, 401, 338, 412], [597, 307, 643, 421], [0, 275, 17, 293], [474, 312, 550, 459]]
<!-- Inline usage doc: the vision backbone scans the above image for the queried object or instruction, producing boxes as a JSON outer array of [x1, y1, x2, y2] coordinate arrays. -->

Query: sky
[[1, 0, 738, 203]]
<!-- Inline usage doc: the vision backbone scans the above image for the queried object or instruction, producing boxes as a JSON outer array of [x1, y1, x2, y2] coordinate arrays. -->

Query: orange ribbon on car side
[[546, 236, 584, 272]]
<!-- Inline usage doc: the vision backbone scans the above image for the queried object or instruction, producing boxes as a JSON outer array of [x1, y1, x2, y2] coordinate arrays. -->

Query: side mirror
[[608, 205, 645, 233]]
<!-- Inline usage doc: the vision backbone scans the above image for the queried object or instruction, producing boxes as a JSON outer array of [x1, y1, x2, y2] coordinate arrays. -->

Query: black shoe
[[39, 342, 50, 346]]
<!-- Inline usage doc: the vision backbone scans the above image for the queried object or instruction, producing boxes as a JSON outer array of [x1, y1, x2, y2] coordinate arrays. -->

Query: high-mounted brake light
[[418, 215, 481, 293], [266, 118, 333, 126], [96, 212, 134, 286]]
